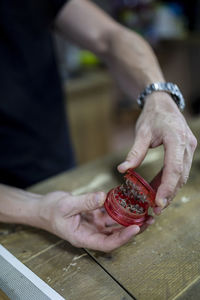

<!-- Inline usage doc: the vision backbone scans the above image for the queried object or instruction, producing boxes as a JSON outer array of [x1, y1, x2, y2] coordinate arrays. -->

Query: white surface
[[0, 244, 65, 300]]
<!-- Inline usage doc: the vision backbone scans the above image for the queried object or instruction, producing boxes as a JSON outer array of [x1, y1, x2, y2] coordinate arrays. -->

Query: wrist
[[138, 82, 185, 112], [24, 194, 45, 228], [0, 184, 43, 227], [143, 92, 181, 114]]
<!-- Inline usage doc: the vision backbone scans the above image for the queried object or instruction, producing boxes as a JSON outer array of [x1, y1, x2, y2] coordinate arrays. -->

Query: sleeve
[[34, 0, 69, 26], [49, 0, 69, 17]]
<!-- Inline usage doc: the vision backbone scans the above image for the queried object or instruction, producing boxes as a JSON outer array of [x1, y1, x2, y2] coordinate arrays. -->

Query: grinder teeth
[[118, 179, 148, 214], [119, 199, 127, 208], [128, 204, 144, 214]]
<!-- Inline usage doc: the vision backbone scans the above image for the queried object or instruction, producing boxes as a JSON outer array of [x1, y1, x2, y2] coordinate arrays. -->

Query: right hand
[[38, 191, 152, 252]]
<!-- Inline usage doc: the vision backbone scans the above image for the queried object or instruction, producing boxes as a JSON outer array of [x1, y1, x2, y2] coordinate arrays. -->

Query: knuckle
[[189, 136, 197, 150], [182, 175, 189, 185], [166, 190, 174, 198], [127, 149, 140, 160], [179, 130, 186, 140], [166, 185, 176, 196], [171, 128, 186, 145], [85, 193, 95, 210], [137, 126, 147, 137], [173, 164, 183, 176]]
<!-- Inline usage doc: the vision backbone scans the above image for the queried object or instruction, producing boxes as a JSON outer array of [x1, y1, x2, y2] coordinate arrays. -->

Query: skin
[[0, 0, 197, 251], [0, 185, 154, 252], [56, 0, 197, 208]]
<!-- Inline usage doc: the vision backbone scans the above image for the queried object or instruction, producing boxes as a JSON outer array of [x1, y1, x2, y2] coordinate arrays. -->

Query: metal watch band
[[137, 82, 185, 111]]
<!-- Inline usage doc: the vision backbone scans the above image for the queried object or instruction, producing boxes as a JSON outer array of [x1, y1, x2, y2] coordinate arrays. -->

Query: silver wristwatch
[[137, 82, 185, 111]]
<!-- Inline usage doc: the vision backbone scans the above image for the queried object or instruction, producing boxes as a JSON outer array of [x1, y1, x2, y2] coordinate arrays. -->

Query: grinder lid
[[125, 169, 156, 207]]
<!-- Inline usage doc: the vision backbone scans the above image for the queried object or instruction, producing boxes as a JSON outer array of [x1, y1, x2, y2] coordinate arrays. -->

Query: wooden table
[[0, 119, 199, 300]]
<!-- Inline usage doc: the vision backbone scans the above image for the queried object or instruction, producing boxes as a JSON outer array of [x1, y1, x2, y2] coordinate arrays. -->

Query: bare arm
[[0, 184, 41, 226], [56, 0, 197, 211], [55, 0, 164, 98], [0, 184, 143, 252]]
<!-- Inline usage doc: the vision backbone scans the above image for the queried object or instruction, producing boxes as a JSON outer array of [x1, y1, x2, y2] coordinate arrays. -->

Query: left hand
[[38, 191, 154, 252], [118, 93, 197, 214], [81, 207, 154, 234]]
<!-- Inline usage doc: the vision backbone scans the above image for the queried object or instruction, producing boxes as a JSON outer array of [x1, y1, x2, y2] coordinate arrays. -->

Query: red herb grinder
[[104, 169, 157, 227]]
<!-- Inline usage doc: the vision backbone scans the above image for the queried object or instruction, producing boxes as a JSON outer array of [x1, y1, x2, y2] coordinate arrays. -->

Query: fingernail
[[118, 161, 129, 171], [131, 225, 140, 234], [157, 198, 168, 208], [155, 207, 162, 215], [95, 192, 105, 206], [146, 218, 155, 225]]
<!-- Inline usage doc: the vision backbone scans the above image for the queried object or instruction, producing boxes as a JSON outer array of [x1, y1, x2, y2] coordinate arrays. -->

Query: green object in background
[[80, 50, 99, 67]]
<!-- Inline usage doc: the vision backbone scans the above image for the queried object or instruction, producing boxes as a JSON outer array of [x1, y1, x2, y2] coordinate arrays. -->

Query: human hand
[[38, 191, 145, 252], [118, 93, 197, 214]]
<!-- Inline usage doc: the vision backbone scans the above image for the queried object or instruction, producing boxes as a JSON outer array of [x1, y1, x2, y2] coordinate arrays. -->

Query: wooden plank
[[0, 226, 61, 263], [28, 151, 125, 195], [28, 119, 200, 300], [0, 226, 133, 300], [173, 276, 200, 300], [0, 289, 10, 300], [86, 150, 200, 299], [1, 118, 197, 300], [66, 70, 114, 164], [25, 241, 133, 300], [88, 178, 200, 300]]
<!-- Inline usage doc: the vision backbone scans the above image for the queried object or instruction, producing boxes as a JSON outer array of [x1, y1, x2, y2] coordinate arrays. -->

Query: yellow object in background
[[80, 50, 99, 67]]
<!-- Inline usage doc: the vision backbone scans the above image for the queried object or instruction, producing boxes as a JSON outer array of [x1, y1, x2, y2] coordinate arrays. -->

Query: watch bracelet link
[[137, 82, 185, 111]]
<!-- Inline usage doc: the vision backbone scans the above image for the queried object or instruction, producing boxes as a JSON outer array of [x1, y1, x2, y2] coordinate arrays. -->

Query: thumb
[[118, 130, 151, 173], [71, 192, 106, 215]]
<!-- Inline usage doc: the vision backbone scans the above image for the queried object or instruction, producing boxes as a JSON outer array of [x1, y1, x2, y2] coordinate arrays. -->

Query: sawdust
[[72, 253, 87, 261], [181, 196, 190, 203], [62, 253, 87, 273]]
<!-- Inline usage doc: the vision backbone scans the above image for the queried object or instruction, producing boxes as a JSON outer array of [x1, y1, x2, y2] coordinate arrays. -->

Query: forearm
[[56, 0, 165, 99], [0, 184, 42, 227], [103, 27, 165, 100]]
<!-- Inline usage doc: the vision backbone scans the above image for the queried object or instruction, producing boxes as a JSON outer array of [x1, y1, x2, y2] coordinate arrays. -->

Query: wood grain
[[0, 225, 133, 300], [0, 118, 199, 300], [66, 70, 114, 164], [29, 118, 200, 299], [0, 289, 10, 300]]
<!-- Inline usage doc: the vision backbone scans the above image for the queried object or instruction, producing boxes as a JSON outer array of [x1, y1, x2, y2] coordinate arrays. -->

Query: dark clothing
[[0, 0, 75, 188]]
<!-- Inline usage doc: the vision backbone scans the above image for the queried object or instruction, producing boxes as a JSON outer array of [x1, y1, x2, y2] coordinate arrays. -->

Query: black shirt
[[0, 0, 76, 188]]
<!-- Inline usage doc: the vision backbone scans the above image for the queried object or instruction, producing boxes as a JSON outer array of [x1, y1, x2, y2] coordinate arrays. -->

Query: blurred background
[[55, 0, 200, 165]]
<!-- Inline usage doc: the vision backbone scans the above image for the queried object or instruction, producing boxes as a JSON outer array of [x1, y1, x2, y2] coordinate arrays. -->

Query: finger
[[153, 206, 162, 215], [117, 128, 151, 173], [179, 146, 194, 187], [83, 209, 121, 232], [153, 148, 192, 212], [171, 132, 197, 198], [93, 210, 120, 228], [169, 147, 193, 202], [139, 215, 155, 233], [69, 192, 106, 215], [81, 225, 140, 252], [145, 215, 155, 225], [177, 131, 197, 188], [155, 137, 185, 208]]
